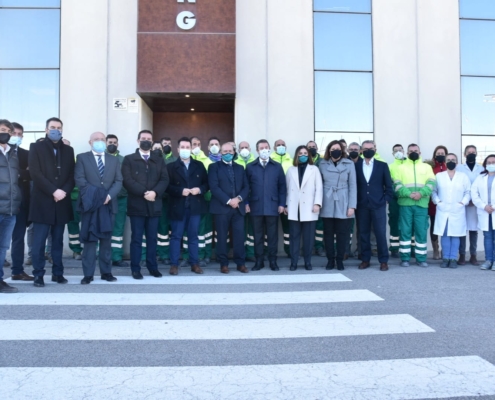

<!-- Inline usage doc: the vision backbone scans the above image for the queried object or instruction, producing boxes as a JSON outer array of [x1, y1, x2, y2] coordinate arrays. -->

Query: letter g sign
[[176, 11, 196, 30]]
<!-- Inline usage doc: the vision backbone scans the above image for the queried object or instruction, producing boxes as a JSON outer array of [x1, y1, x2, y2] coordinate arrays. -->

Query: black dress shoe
[[336, 260, 345, 271], [112, 260, 129, 267], [33, 277, 45, 287], [269, 261, 279, 271], [251, 260, 265, 271], [149, 269, 162, 278], [305, 264, 313, 271], [326, 260, 335, 270], [0, 280, 18, 293], [132, 271, 143, 280], [52, 275, 68, 284], [101, 273, 117, 282], [81, 276, 93, 285], [289, 264, 298, 271]]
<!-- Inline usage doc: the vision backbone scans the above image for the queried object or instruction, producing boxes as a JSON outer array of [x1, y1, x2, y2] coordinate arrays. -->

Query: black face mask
[[349, 151, 359, 159], [466, 153, 477, 163], [0, 133, 10, 145], [139, 140, 152, 151], [435, 155, 446, 163], [446, 161, 456, 171], [163, 145, 171, 155], [309, 148, 317, 157], [330, 150, 342, 159], [107, 144, 117, 154], [152, 149, 163, 157], [363, 149, 375, 159], [409, 152, 419, 161]]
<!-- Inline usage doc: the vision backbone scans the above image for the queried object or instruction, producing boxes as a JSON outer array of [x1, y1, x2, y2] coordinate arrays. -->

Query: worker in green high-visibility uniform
[[67, 186, 83, 260], [106, 134, 129, 267], [235, 140, 257, 261], [270, 139, 293, 257]]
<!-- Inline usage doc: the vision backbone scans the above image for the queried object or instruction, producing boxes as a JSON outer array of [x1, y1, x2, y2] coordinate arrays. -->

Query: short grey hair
[[348, 142, 361, 149], [361, 140, 375, 147]]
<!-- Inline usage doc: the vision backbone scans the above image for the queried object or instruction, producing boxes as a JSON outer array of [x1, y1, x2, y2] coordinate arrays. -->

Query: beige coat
[[286, 165, 323, 222]]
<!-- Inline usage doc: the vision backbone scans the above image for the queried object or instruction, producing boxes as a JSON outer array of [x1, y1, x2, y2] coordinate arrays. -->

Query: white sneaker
[[480, 261, 493, 270]]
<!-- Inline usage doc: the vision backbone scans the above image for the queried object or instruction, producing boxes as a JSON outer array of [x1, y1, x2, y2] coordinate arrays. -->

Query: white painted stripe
[[0, 314, 433, 341], [0, 290, 381, 306], [5, 273, 351, 285], [5, 356, 490, 400]]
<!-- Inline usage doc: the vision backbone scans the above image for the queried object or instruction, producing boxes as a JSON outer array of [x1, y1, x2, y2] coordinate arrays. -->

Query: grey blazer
[[74, 151, 123, 214], [319, 157, 357, 219]]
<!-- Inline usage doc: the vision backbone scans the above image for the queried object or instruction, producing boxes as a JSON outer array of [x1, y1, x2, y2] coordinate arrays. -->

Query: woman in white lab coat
[[471, 154, 495, 270], [432, 153, 471, 268], [456, 145, 484, 265]]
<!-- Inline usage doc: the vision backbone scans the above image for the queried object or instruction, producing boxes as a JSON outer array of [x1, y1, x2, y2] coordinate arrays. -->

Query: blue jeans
[[32, 223, 65, 277], [170, 208, 200, 266], [441, 221, 460, 260], [0, 214, 16, 280], [129, 216, 159, 272], [483, 217, 495, 262]]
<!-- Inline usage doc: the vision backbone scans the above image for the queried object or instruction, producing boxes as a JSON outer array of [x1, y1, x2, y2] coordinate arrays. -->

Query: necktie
[[143, 155, 149, 163], [97, 155, 104, 178], [262, 161, 267, 168]]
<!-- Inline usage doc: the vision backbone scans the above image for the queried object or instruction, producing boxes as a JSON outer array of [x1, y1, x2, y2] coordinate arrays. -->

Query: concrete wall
[[60, 0, 152, 157]]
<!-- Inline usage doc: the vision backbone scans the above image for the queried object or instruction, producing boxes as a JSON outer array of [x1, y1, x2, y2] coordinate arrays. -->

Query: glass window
[[460, 20, 495, 76], [462, 136, 495, 164], [0, 0, 60, 7], [461, 77, 495, 136], [315, 71, 373, 132], [0, 70, 59, 132], [315, 132, 373, 152], [314, 0, 371, 13], [314, 13, 372, 71], [0, 9, 60, 69], [459, 0, 495, 20]]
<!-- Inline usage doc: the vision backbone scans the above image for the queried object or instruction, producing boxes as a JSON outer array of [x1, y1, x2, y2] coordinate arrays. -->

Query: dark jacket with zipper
[[28, 138, 75, 225], [0, 145, 22, 216], [122, 149, 169, 217]]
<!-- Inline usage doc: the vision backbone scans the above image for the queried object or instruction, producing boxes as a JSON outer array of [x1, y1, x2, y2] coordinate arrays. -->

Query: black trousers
[[11, 203, 29, 275], [289, 219, 316, 265], [214, 208, 245, 267], [356, 205, 389, 263], [251, 215, 278, 261], [323, 217, 352, 262]]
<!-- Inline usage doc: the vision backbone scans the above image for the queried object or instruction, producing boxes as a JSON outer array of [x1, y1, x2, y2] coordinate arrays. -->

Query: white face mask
[[259, 148, 271, 160], [487, 165, 495, 173], [192, 147, 201, 156], [394, 151, 404, 160], [240, 148, 250, 158], [180, 149, 191, 160], [8, 136, 22, 146], [210, 145, 219, 155]]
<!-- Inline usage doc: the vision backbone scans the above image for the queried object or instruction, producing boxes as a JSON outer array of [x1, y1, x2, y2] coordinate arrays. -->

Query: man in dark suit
[[74, 132, 123, 284], [355, 140, 394, 271], [9, 122, 34, 281], [208, 143, 250, 274], [122, 130, 169, 279], [166, 137, 209, 275], [246, 139, 286, 271], [29, 117, 75, 287]]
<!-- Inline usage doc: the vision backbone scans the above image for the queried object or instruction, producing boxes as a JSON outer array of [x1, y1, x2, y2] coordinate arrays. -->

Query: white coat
[[286, 165, 323, 222], [471, 173, 495, 232], [456, 163, 484, 231], [431, 171, 471, 237]]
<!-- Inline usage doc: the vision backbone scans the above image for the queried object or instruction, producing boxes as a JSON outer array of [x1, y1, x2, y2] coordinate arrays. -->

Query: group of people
[[1, 117, 494, 294]]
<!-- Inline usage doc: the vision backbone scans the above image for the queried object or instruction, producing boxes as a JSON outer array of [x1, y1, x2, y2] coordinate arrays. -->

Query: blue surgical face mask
[[48, 129, 62, 142], [222, 153, 234, 162], [8, 136, 22, 146], [487, 165, 495, 173], [298, 155, 308, 163], [92, 140, 106, 153], [180, 149, 191, 159], [276, 145, 286, 156]]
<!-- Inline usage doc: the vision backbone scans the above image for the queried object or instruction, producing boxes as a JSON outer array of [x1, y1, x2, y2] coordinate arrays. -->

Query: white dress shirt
[[0, 144, 10, 156], [363, 157, 374, 182], [92, 150, 105, 165], [139, 150, 151, 161]]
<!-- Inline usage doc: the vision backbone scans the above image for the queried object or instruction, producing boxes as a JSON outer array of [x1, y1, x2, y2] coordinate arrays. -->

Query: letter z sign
[[177, 0, 196, 30]]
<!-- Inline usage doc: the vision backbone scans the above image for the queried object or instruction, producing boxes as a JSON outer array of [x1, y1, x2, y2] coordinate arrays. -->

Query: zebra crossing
[[2, 271, 495, 399]]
